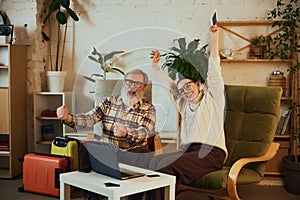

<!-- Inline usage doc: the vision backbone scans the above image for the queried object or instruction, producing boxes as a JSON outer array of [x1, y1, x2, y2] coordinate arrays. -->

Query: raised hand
[[56, 105, 69, 121], [150, 50, 160, 64]]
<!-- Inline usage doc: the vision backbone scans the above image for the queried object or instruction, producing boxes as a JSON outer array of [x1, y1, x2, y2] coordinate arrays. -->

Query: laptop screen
[[84, 141, 144, 180]]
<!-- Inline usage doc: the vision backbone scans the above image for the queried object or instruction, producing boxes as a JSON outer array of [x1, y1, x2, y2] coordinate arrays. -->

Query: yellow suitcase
[[51, 136, 80, 170]]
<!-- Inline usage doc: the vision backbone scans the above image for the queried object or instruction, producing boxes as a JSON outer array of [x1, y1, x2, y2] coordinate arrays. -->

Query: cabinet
[[218, 21, 295, 175], [33, 92, 76, 153], [0, 44, 27, 178]]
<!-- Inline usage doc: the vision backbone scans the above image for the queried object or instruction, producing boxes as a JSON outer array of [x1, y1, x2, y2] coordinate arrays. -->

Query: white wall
[[1, 0, 288, 148]]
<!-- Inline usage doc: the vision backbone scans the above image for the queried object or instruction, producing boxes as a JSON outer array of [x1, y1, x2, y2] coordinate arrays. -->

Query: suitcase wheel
[[18, 157, 24, 163], [18, 185, 24, 192]]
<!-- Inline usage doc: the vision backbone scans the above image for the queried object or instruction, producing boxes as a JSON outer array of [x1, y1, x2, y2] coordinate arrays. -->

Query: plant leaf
[[110, 67, 125, 75], [177, 38, 187, 55], [60, 0, 70, 8], [82, 76, 96, 83], [187, 40, 198, 54], [66, 7, 79, 21], [43, 0, 60, 23], [56, 11, 67, 24], [104, 51, 124, 61], [88, 56, 98, 63], [42, 31, 50, 41]]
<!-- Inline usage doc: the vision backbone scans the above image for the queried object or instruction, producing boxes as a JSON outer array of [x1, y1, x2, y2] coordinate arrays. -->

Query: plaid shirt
[[64, 95, 156, 149]]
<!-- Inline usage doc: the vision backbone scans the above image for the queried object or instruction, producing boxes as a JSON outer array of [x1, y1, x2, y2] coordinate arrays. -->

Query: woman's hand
[[150, 50, 160, 64]]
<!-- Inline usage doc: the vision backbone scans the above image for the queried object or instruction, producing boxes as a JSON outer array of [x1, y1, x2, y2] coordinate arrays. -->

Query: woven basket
[[268, 74, 286, 97]]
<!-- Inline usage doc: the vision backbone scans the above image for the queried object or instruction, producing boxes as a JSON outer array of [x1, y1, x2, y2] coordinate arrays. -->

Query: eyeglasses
[[124, 79, 145, 88], [178, 81, 194, 95]]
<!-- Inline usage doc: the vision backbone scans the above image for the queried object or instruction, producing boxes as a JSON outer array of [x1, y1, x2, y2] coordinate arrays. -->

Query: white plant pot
[[46, 71, 67, 92]]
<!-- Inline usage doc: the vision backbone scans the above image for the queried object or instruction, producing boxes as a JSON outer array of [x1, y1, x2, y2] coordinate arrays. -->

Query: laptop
[[84, 141, 145, 180]]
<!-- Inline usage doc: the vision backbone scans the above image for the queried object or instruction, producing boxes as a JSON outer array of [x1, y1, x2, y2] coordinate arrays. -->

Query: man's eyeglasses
[[178, 81, 194, 95], [124, 79, 145, 88]]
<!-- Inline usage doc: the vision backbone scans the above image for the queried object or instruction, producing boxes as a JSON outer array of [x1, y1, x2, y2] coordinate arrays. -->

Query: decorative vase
[[46, 71, 67, 92], [282, 155, 300, 194]]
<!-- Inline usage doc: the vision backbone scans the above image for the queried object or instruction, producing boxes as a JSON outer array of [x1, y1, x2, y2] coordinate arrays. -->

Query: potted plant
[[161, 37, 209, 82], [249, 35, 270, 59], [267, 0, 300, 194], [83, 47, 125, 104], [42, 0, 79, 92]]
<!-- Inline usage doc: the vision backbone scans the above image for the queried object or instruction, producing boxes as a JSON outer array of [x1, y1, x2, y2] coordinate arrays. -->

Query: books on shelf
[[276, 108, 292, 135], [0, 142, 9, 151]]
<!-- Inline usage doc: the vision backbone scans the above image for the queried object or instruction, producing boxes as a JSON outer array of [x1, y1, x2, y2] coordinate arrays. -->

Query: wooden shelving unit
[[0, 44, 27, 178], [218, 21, 295, 176]]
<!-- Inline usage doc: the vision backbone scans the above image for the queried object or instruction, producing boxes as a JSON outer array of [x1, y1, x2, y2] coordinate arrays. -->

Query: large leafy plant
[[266, 0, 300, 64], [267, 0, 300, 162], [161, 38, 208, 82], [83, 47, 125, 82], [42, 0, 79, 71]]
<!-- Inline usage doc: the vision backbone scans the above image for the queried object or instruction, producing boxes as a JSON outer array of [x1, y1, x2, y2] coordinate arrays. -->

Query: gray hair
[[125, 69, 149, 85]]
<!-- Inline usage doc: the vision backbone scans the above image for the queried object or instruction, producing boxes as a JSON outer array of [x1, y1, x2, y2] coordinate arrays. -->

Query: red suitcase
[[20, 153, 72, 197]]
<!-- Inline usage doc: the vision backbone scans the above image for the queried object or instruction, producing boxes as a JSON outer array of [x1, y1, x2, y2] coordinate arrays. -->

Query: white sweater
[[154, 56, 228, 159]]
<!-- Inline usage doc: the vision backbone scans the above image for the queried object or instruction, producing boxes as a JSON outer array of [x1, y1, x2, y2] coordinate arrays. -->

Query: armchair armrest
[[227, 142, 280, 200]]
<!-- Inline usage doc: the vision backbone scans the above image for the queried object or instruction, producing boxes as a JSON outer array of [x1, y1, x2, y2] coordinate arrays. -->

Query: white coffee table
[[60, 163, 176, 200]]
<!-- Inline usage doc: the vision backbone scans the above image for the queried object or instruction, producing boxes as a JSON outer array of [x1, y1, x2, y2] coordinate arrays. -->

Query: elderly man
[[57, 69, 155, 200], [57, 69, 156, 152]]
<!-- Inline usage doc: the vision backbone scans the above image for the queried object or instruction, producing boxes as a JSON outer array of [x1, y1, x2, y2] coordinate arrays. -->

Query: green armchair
[[177, 85, 282, 200]]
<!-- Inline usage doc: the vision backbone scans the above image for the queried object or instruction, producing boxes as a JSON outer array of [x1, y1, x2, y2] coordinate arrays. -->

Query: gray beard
[[121, 88, 141, 107]]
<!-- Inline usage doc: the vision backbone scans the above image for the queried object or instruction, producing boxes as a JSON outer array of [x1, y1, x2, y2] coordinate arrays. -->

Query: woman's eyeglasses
[[124, 79, 145, 88], [178, 81, 194, 95]]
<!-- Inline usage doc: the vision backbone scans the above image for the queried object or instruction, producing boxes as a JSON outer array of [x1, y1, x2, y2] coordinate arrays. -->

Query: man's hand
[[56, 105, 69, 121], [150, 50, 161, 70], [113, 122, 127, 137]]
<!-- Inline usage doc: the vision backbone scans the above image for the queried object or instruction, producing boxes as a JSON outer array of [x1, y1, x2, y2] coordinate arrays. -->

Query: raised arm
[[206, 24, 224, 98], [150, 50, 178, 93], [210, 24, 219, 58]]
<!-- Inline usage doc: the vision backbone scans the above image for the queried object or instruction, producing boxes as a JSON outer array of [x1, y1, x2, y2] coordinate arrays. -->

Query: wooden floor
[[1, 175, 300, 200]]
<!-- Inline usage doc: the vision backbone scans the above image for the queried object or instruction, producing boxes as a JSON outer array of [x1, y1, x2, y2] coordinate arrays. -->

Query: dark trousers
[[147, 143, 226, 200]]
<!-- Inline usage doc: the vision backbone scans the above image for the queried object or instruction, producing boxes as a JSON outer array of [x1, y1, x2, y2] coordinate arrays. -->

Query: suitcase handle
[[53, 136, 80, 148]]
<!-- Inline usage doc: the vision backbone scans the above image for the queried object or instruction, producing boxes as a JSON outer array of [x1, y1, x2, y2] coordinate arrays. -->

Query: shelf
[[0, 66, 8, 68], [36, 91, 70, 95], [218, 20, 276, 26], [274, 134, 291, 139], [221, 59, 293, 63], [0, 151, 10, 156], [36, 116, 60, 120], [36, 140, 52, 145]]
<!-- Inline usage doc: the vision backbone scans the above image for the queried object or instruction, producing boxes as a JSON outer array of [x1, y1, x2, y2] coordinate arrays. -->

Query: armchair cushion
[[190, 167, 261, 190], [224, 86, 281, 176]]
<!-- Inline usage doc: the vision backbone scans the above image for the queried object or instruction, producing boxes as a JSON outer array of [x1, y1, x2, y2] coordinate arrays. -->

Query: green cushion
[[185, 85, 282, 190], [190, 167, 263, 190]]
